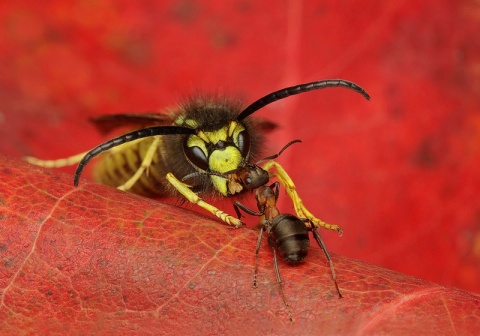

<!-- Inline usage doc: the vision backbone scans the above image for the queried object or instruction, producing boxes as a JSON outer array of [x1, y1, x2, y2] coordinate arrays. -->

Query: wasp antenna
[[237, 79, 370, 121], [73, 126, 195, 186]]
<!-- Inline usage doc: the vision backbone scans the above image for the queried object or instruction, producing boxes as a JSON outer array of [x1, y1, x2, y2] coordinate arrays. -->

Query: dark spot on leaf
[[413, 138, 440, 168], [0, 243, 6, 252], [2, 168, 12, 174], [169, 0, 199, 23], [4, 258, 13, 267], [45, 290, 53, 296]]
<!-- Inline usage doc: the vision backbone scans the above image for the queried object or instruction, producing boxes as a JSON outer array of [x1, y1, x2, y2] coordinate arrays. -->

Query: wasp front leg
[[166, 173, 243, 228], [261, 160, 343, 234]]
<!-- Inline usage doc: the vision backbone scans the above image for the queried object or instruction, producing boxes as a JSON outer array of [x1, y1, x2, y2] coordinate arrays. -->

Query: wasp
[[233, 179, 342, 322], [25, 79, 370, 228]]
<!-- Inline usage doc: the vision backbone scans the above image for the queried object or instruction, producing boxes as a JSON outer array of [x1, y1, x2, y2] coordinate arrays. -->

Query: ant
[[234, 180, 342, 321], [183, 140, 342, 320]]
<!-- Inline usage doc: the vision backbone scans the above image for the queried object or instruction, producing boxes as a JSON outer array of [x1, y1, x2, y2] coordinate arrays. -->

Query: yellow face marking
[[209, 146, 243, 196], [211, 175, 228, 196], [203, 127, 228, 145], [228, 121, 238, 137], [209, 146, 242, 173], [196, 131, 210, 144]]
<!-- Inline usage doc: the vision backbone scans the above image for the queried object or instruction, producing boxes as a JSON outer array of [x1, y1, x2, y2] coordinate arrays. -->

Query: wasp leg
[[309, 224, 342, 298], [261, 160, 343, 234], [25, 135, 145, 169], [166, 173, 244, 228], [24, 151, 89, 168], [117, 136, 160, 191]]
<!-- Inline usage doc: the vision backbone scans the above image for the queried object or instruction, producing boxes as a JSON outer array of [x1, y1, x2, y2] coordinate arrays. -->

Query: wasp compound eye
[[185, 145, 209, 171], [236, 130, 250, 158]]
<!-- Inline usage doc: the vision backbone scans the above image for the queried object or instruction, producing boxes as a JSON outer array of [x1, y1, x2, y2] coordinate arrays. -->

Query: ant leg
[[233, 202, 243, 219], [234, 201, 264, 219], [269, 237, 293, 322], [253, 225, 265, 288], [261, 160, 343, 234], [311, 226, 342, 298]]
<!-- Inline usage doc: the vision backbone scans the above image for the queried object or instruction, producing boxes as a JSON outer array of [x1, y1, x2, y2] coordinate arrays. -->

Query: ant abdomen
[[270, 214, 310, 265]]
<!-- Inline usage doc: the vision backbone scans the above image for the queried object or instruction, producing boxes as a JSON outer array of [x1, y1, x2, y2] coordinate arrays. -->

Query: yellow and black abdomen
[[93, 135, 191, 197], [93, 137, 160, 196]]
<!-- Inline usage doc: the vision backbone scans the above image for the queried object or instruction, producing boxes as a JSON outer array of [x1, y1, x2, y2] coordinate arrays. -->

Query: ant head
[[237, 164, 270, 191]]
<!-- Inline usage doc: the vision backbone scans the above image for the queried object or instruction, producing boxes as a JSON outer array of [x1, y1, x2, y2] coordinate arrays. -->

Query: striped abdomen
[[93, 136, 182, 197], [270, 214, 310, 265]]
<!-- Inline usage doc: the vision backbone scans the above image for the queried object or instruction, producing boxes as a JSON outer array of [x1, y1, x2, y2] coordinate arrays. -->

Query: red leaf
[[1, 0, 480, 298], [1, 155, 479, 334]]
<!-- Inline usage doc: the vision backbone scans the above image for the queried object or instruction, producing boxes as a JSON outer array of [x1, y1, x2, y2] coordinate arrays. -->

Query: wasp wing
[[248, 118, 277, 133], [90, 113, 174, 134]]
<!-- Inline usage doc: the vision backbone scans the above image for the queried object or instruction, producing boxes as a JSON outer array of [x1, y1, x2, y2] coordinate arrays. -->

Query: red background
[[0, 0, 479, 318]]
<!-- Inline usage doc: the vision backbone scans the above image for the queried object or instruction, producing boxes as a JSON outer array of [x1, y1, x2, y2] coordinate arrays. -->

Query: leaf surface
[[1, 156, 479, 334]]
